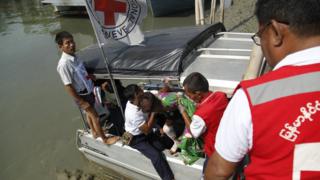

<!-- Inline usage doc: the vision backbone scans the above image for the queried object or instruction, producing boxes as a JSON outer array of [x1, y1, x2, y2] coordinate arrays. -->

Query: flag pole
[[84, 2, 125, 119]]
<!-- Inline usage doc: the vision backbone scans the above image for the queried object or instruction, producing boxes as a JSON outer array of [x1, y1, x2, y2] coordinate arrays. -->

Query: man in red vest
[[205, 0, 320, 179], [180, 72, 228, 173]]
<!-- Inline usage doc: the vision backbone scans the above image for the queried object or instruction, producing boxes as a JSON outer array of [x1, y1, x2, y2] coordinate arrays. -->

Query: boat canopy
[[78, 23, 226, 79]]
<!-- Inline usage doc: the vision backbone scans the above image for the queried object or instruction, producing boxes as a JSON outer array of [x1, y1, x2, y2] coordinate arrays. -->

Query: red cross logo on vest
[[94, 0, 127, 26]]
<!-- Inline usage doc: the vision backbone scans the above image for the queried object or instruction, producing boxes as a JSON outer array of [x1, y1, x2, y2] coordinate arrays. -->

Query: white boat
[[76, 23, 266, 179], [77, 130, 204, 179]]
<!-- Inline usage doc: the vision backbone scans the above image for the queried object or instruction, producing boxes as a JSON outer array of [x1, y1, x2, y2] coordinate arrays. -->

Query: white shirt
[[215, 46, 320, 162], [124, 101, 148, 136], [189, 92, 226, 138], [57, 52, 92, 93], [190, 115, 207, 138]]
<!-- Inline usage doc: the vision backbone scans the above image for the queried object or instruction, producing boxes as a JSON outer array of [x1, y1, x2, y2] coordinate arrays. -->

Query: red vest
[[194, 91, 228, 157], [239, 63, 320, 179]]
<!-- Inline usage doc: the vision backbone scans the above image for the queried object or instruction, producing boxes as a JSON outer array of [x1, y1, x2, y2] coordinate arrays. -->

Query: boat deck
[[181, 31, 255, 95]]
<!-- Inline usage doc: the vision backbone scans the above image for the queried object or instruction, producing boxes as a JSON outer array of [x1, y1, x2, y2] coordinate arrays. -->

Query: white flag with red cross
[[85, 0, 147, 46]]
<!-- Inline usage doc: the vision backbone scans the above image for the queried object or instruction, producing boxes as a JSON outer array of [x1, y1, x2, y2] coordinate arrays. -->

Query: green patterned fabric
[[177, 96, 203, 165], [178, 96, 195, 117], [160, 92, 196, 116], [160, 92, 202, 165], [179, 137, 204, 165], [161, 93, 178, 108]]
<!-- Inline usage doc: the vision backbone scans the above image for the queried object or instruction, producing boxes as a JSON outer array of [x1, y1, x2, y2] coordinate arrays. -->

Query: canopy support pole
[[87, 21, 125, 121]]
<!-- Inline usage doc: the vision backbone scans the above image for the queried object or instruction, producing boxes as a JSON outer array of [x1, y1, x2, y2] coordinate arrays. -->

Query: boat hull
[[77, 130, 204, 180]]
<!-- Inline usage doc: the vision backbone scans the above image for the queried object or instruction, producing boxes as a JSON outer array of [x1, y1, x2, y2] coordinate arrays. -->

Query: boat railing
[[243, 44, 265, 80]]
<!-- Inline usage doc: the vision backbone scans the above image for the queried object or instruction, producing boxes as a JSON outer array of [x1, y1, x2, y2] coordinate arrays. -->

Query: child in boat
[[157, 78, 183, 154], [124, 85, 175, 180]]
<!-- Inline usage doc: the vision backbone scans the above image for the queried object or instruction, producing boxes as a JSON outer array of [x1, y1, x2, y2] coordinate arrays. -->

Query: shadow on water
[[0, 0, 123, 179], [56, 160, 131, 180]]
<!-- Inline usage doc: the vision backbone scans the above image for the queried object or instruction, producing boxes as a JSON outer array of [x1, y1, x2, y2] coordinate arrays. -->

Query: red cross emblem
[[94, 0, 127, 26]]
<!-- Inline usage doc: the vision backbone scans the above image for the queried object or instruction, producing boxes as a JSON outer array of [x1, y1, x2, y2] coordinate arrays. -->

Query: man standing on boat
[[55, 31, 117, 145], [205, 0, 320, 179]]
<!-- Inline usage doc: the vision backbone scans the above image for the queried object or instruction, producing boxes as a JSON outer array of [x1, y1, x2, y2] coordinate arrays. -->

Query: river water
[[0, 0, 197, 179]]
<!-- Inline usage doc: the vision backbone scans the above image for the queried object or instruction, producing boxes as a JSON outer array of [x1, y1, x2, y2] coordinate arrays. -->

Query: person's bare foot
[[88, 130, 98, 139], [102, 136, 120, 145], [169, 149, 179, 156], [92, 131, 98, 139]]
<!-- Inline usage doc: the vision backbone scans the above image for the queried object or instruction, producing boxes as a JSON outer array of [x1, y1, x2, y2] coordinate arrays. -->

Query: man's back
[[204, 0, 320, 179], [240, 63, 320, 179]]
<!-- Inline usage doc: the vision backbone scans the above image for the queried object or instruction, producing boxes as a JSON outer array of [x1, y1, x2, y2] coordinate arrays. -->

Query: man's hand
[[139, 112, 157, 135]]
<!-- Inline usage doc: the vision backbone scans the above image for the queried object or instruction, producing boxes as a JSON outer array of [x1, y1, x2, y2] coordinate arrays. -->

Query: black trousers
[[130, 133, 174, 180]]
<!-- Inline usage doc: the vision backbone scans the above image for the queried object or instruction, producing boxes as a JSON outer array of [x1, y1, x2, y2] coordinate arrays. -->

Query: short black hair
[[139, 92, 163, 112], [123, 84, 141, 101], [255, 0, 320, 37], [182, 72, 209, 93], [55, 31, 73, 45]]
